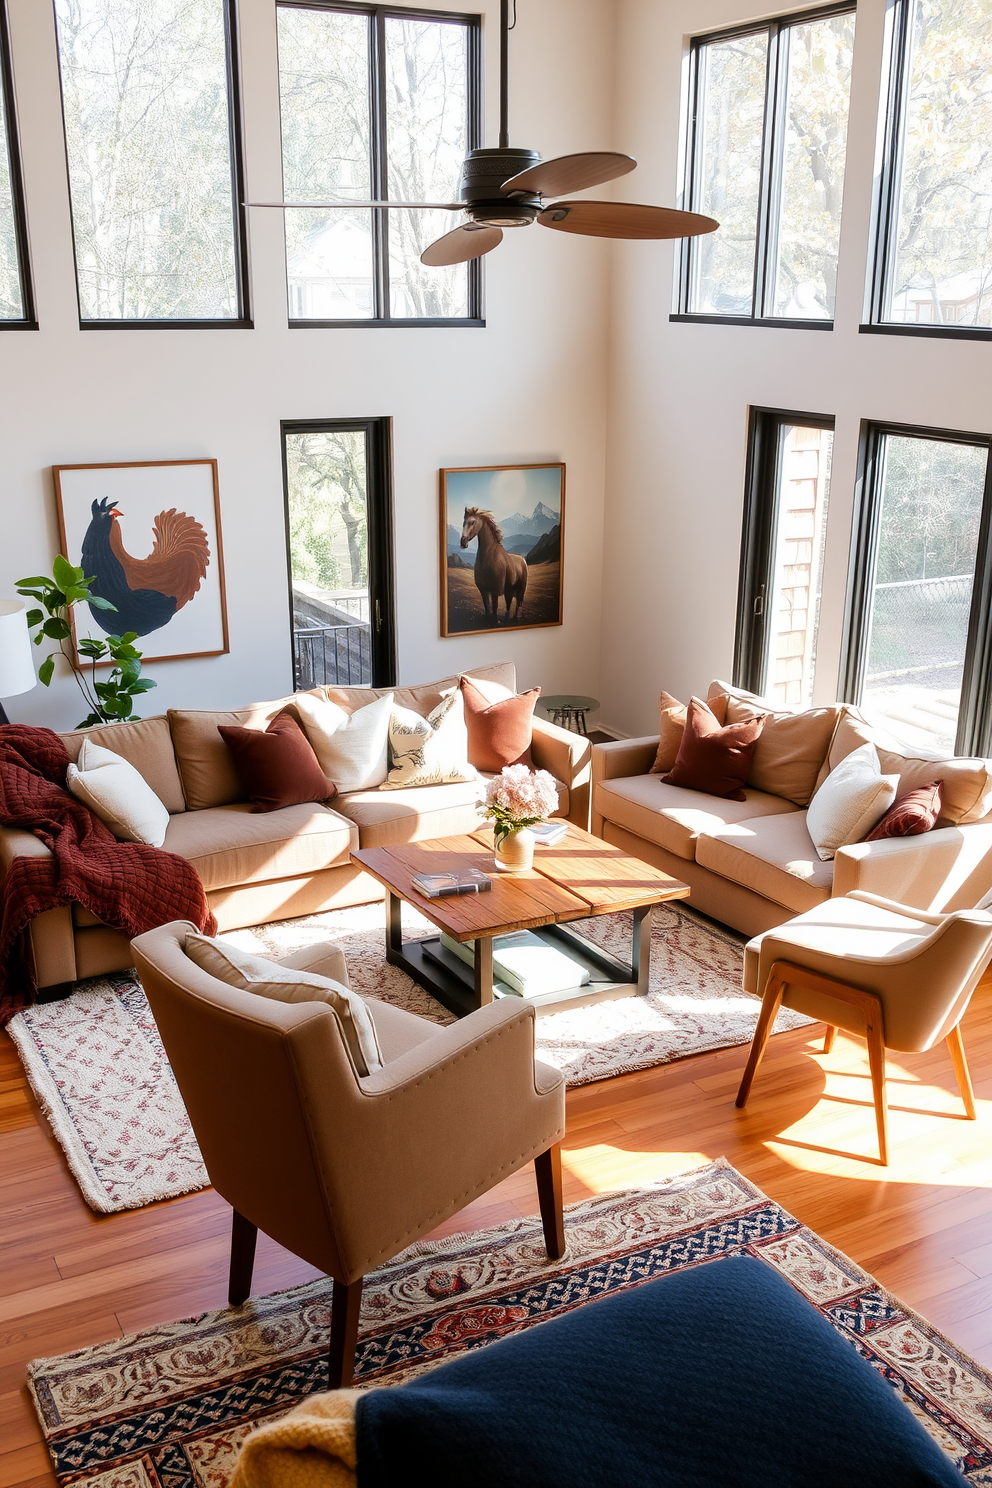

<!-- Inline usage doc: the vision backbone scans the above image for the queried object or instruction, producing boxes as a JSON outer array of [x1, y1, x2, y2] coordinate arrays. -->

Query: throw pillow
[[650, 691, 727, 774], [866, 781, 943, 841], [460, 675, 538, 770], [185, 935, 382, 1076], [806, 743, 899, 861], [293, 691, 394, 794], [218, 711, 335, 813], [384, 689, 477, 790], [661, 697, 764, 801], [719, 694, 841, 807], [66, 737, 170, 847]]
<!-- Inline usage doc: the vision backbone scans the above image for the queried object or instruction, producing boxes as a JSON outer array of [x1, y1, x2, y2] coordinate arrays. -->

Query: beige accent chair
[[130, 921, 567, 1388], [736, 891, 992, 1164]]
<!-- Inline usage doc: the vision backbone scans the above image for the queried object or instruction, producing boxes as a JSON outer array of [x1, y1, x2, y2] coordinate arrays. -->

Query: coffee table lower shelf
[[386, 893, 653, 1018]]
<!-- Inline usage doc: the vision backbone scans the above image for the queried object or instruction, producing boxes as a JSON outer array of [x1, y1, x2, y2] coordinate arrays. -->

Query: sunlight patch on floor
[[562, 1144, 712, 1192]]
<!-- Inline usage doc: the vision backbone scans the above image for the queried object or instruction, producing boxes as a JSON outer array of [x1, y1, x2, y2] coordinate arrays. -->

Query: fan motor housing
[[460, 147, 542, 227]]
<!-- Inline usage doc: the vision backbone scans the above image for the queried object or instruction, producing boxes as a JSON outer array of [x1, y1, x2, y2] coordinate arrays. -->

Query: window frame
[[280, 415, 397, 689], [840, 420, 992, 756], [674, 2, 855, 331], [53, 0, 252, 331], [734, 405, 836, 696], [863, 0, 992, 343], [0, 0, 35, 329], [278, 0, 483, 329]]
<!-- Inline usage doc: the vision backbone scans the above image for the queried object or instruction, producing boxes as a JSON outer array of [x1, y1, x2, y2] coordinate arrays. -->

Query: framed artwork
[[440, 463, 565, 637], [54, 459, 229, 666]]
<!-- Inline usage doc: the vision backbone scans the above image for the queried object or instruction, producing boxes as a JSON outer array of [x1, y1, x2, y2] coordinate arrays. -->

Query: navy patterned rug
[[29, 1159, 992, 1487]]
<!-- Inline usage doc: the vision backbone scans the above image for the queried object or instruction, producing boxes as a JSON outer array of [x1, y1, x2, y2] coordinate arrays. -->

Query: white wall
[[1, 0, 613, 730], [601, 0, 992, 738]]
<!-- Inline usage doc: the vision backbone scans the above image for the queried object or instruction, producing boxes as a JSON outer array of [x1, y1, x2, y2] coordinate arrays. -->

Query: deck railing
[[293, 622, 372, 688]]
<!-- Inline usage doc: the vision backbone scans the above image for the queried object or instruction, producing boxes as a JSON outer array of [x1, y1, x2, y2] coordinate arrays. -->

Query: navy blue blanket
[[355, 1253, 964, 1487]]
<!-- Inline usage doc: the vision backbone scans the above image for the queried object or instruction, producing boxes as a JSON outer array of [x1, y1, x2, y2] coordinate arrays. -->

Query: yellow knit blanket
[[229, 1391, 363, 1488]]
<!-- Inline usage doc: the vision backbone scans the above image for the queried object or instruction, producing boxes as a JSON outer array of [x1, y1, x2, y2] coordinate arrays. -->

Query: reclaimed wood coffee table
[[352, 823, 690, 1017]]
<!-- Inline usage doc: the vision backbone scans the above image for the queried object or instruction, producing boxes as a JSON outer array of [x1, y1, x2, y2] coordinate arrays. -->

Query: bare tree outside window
[[884, 0, 992, 327], [0, 46, 24, 319], [54, 0, 242, 321]]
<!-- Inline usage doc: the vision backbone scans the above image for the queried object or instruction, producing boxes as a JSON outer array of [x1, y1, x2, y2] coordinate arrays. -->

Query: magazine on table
[[412, 869, 493, 899], [531, 820, 569, 846]]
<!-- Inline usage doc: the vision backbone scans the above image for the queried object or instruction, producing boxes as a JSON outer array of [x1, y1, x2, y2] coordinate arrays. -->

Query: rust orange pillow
[[218, 711, 336, 813], [460, 676, 538, 771], [661, 697, 764, 801], [865, 782, 942, 841]]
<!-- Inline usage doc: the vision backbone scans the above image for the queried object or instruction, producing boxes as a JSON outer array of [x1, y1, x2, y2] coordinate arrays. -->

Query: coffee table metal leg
[[474, 937, 494, 1008], [386, 890, 403, 960], [631, 904, 653, 995]]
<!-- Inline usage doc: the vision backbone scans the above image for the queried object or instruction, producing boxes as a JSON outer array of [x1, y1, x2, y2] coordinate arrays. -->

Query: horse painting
[[460, 506, 528, 623]]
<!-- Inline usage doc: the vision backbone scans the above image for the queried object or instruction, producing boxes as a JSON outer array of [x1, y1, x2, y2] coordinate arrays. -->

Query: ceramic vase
[[494, 825, 535, 873]]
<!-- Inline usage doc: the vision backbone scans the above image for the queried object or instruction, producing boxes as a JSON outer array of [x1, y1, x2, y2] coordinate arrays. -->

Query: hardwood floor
[[6, 983, 992, 1487]]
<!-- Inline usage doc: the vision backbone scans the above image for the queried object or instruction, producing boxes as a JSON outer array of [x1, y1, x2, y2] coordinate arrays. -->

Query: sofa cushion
[[708, 681, 841, 807], [168, 694, 306, 810], [662, 697, 763, 801], [66, 737, 171, 846], [595, 775, 798, 861], [321, 662, 518, 721], [59, 715, 186, 814], [822, 708, 992, 826], [650, 690, 727, 774], [219, 712, 337, 812], [460, 674, 537, 770], [695, 812, 833, 913], [333, 778, 487, 848], [163, 801, 356, 891], [363, 996, 447, 1062]]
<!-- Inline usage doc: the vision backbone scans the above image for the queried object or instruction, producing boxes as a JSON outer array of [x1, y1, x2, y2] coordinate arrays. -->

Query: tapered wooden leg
[[865, 1010, 889, 1165], [823, 1025, 837, 1054], [328, 1277, 364, 1388], [736, 975, 786, 1108], [535, 1144, 566, 1260], [228, 1210, 257, 1306], [947, 1024, 977, 1119]]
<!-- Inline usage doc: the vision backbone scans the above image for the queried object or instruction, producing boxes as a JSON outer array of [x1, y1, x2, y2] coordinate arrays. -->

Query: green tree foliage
[[286, 432, 369, 593], [0, 62, 24, 319], [875, 436, 986, 583]]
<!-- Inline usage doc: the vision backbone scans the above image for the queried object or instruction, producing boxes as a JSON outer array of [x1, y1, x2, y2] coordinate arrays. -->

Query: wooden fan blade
[[502, 151, 636, 197], [538, 200, 719, 239], [420, 224, 503, 266]]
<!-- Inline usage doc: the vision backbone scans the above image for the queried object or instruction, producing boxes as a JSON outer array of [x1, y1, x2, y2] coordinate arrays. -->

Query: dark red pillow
[[865, 781, 942, 841], [661, 696, 764, 802], [218, 711, 336, 814], [460, 676, 538, 771]]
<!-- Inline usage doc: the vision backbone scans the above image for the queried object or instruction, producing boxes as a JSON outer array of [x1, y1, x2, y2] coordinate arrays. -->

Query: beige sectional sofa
[[4, 663, 591, 992], [592, 680, 992, 938]]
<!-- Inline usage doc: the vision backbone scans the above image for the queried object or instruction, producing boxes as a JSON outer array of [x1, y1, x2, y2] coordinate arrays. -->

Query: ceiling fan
[[249, 0, 719, 267]]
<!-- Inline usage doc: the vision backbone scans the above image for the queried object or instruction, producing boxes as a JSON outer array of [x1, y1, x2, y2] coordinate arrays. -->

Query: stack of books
[[531, 820, 568, 847], [411, 869, 492, 899], [438, 929, 590, 996]]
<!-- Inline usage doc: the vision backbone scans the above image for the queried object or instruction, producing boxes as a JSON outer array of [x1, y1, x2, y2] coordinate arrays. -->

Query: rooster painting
[[80, 498, 211, 637]]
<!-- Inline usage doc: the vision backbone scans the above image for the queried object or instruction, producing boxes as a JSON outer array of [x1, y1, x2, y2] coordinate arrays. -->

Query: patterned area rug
[[8, 900, 808, 1212], [29, 1159, 992, 1486]]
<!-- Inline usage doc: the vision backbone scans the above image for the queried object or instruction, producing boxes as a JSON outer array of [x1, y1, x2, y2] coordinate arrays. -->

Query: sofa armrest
[[590, 737, 659, 836], [833, 822, 992, 913], [0, 826, 78, 987], [530, 717, 592, 830]]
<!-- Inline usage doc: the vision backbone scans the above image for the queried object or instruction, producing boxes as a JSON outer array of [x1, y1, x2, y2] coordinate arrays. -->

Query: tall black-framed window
[[864, 0, 992, 340], [0, 1, 34, 328], [841, 422, 992, 756], [277, 1, 481, 327], [53, 0, 251, 328], [281, 417, 396, 689], [675, 4, 855, 329], [735, 407, 835, 705]]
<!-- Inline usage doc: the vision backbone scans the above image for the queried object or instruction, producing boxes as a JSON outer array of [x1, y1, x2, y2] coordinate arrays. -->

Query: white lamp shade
[[0, 600, 38, 698]]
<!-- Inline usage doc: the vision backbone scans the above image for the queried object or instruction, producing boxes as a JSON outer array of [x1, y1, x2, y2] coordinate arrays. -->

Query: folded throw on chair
[[0, 724, 215, 1023]]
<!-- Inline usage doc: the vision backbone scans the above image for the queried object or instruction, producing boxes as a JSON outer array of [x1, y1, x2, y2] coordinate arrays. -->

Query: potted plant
[[483, 764, 559, 873], [16, 557, 156, 729]]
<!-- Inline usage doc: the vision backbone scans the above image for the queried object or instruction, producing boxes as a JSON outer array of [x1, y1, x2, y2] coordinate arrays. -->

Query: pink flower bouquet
[[484, 764, 559, 848]]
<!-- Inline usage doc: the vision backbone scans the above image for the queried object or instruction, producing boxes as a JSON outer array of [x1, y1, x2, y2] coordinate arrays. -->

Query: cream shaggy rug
[[8, 899, 810, 1212]]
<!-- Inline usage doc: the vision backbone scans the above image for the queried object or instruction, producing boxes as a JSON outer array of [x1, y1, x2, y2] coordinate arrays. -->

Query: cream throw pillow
[[806, 743, 899, 862], [294, 692, 393, 794], [185, 935, 383, 1076], [66, 737, 170, 847], [384, 689, 476, 790]]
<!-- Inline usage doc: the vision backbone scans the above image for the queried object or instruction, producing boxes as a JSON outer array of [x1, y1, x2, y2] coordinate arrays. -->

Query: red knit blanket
[[0, 724, 215, 1024]]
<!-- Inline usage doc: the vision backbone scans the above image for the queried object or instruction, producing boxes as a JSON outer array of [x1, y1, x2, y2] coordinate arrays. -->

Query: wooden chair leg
[[328, 1277, 364, 1388], [822, 1025, 837, 1054], [947, 1024, 977, 1119], [865, 1012, 889, 1165], [736, 975, 786, 1108], [535, 1144, 566, 1260], [228, 1210, 258, 1306]]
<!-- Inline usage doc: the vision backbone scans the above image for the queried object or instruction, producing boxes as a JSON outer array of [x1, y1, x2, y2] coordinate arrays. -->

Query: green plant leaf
[[16, 576, 53, 589], [38, 655, 55, 686], [77, 640, 108, 659], [75, 712, 103, 730], [52, 554, 78, 589], [24, 609, 43, 628], [86, 595, 117, 611], [16, 588, 48, 604], [42, 617, 71, 640], [130, 678, 157, 692]]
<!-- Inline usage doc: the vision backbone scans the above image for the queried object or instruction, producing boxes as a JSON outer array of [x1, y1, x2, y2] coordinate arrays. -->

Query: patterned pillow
[[383, 689, 477, 790]]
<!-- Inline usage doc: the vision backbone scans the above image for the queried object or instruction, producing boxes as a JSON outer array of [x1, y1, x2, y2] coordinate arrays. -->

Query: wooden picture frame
[[54, 458, 229, 666], [440, 463, 565, 637]]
